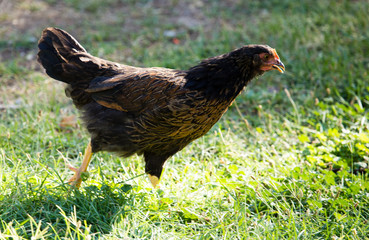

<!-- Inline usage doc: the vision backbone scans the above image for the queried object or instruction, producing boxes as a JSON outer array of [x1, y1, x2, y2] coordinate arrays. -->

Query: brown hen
[[37, 27, 285, 188]]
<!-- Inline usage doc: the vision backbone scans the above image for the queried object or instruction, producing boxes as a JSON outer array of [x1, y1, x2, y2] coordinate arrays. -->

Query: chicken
[[37, 27, 285, 188]]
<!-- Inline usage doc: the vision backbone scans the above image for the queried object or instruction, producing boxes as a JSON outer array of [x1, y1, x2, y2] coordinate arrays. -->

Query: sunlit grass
[[0, 0, 369, 239]]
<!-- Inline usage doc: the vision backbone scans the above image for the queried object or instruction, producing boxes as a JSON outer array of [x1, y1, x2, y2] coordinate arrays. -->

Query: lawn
[[1, 0, 369, 239]]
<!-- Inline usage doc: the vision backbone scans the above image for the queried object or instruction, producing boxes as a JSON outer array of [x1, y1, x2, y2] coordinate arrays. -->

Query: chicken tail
[[37, 27, 118, 108], [38, 27, 84, 83]]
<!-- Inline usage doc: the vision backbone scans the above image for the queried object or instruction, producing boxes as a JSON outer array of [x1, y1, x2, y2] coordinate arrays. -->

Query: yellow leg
[[148, 174, 160, 188], [67, 142, 93, 188]]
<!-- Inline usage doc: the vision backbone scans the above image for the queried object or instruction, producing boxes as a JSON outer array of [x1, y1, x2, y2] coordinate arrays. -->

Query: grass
[[1, 0, 369, 239]]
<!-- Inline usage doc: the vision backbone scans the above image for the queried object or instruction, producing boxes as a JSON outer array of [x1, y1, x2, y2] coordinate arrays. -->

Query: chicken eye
[[264, 55, 269, 60]]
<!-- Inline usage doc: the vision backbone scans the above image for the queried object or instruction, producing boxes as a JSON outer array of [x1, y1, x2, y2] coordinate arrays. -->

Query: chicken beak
[[272, 59, 285, 73]]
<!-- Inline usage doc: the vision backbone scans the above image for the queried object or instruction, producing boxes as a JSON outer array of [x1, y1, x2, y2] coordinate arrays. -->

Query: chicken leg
[[67, 142, 93, 188], [148, 174, 160, 188]]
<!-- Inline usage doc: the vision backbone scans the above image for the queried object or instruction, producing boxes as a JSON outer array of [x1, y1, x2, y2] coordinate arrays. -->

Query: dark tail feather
[[37, 27, 103, 84], [38, 27, 117, 108]]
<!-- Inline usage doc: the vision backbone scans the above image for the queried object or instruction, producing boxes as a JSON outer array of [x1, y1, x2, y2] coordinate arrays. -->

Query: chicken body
[[37, 27, 284, 187]]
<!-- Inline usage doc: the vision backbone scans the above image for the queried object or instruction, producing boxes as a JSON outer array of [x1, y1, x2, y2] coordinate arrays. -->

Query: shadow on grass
[[0, 181, 136, 237]]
